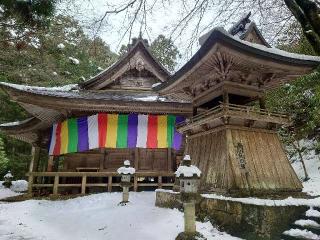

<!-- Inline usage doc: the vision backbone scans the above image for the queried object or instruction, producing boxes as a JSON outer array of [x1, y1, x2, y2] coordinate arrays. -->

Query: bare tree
[[73, 0, 320, 55]]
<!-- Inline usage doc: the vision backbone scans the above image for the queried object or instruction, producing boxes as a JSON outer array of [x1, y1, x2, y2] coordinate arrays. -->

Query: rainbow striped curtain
[[48, 113, 184, 156]]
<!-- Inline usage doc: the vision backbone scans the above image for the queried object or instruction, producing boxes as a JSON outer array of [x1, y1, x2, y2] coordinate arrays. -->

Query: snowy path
[[0, 192, 241, 240]]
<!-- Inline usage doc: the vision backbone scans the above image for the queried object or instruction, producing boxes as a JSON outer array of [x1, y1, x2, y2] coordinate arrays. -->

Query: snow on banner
[[49, 113, 184, 155]]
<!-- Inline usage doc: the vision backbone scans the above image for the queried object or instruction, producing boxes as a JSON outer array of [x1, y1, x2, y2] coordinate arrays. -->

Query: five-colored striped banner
[[48, 113, 184, 156]]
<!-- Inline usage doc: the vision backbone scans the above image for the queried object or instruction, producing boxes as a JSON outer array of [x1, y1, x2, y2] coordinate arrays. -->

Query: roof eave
[[155, 28, 320, 92]]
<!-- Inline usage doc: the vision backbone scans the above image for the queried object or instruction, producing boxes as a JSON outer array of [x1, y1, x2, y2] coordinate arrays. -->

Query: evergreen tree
[[0, 137, 9, 178], [150, 35, 181, 72]]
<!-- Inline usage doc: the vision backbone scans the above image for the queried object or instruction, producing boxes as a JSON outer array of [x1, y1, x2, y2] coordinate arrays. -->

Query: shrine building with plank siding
[[1, 13, 320, 196]]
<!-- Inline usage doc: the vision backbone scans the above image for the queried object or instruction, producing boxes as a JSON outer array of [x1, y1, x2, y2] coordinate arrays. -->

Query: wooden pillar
[[134, 148, 139, 170], [27, 173, 33, 195], [108, 175, 112, 192], [52, 174, 59, 195], [158, 176, 162, 189], [29, 146, 40, 173], [223, 91, 229, 104], [167, 148, 172, 171], [134, 175, 138, 192], [47, 156, 54, 172], [192, 106, 197, 116], [100, 149, 105, 171], [81, 175, 87, 195], [28, 146, 40, 195], [259, 96, 266, 110]]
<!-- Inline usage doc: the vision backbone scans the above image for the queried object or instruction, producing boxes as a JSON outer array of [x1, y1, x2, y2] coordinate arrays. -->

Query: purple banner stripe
[[127, 114, 138, 148], [173, 116, 185, 150], [77, 117, 89, 152]]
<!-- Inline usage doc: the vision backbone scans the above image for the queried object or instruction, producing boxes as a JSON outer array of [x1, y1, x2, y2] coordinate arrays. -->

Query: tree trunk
[[284, 0, 320, 55], [292, 141, 309, 181], [296, 0, 320, 36]]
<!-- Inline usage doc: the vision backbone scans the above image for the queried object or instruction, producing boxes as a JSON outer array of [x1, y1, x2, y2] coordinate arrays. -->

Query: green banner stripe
[[167, 115, 175, 147], [116, 114, 128, 148], [68, 118, 78, 153]]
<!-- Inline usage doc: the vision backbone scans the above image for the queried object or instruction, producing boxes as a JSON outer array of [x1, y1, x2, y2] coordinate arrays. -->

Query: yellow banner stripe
[[106, 114, 118, 148], [157, 115, 168, 148], [60, 120, 69, 154]]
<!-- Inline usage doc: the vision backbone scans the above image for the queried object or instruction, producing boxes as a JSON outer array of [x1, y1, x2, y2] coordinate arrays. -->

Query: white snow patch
[[29, 37, 41, 49], [4, 171, 13, 179], [69, 57, 80, 65], [97, 66, 104, 71], [295, 219, 320, 228], [10, 180, 28, 192], [306, 208, 320, 218], [0, 192, 241, 240], [124, 160, 130, 166], [57, 43, 65, 49], [291, 139, 320, 196], [52, 71, 58, 76], [117, 166, 135, 175], [0, 180, 28, 200], [201, 194, 320, 207], [155, 189, 180, 194], [152, 82, 162, 88], [0, 82, 78, 92], [175, 165, 201, 178], [283, 228, 320, 240]]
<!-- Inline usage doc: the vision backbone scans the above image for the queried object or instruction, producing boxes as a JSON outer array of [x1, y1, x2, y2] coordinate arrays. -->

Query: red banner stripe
[[53, 123, 62, 155], [98, 113, 108, 148], [147, 115, 158, 148]]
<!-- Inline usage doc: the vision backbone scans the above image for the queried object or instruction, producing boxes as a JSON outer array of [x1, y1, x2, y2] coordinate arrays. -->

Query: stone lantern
[[175, 155, 202, 239], [3, 171, 13, 188], [117, 160, 135, 205]]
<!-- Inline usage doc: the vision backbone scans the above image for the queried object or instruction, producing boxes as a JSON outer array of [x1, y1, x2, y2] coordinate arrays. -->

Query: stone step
[[282, 228, 320, 240]]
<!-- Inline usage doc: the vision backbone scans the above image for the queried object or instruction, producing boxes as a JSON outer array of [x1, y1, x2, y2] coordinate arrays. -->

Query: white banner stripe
[[88, 114, 99, 149], [136, 115, 148, 148], [48, 124, 57, 155]]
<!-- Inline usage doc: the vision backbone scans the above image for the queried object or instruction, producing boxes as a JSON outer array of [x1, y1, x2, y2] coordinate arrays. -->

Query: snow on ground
[[283, 228, 320, 240], [0, 180, 27, 200], [291, 140, 320, 196], [0, 192, 241, 240]]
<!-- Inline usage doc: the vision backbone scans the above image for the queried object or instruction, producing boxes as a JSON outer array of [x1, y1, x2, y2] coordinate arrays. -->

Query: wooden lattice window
[[235, 142, 246, 169]]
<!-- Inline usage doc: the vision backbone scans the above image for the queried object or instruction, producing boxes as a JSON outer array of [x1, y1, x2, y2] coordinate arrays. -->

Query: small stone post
[[117, 160, 135, 205], [175, 155, 202, 240]]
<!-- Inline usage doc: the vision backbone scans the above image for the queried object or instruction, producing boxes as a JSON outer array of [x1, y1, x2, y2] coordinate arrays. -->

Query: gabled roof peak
[[128, 35, 149, 50]]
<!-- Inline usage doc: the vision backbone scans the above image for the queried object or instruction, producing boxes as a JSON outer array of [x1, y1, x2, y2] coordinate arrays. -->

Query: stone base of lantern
[[119, 186, 130, 205], [176, 232, 206, 240]]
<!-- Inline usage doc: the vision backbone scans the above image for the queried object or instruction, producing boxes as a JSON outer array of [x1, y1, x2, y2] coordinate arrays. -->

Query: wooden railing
[[27, 171, 175, 196], [177, 103, 290, 129]]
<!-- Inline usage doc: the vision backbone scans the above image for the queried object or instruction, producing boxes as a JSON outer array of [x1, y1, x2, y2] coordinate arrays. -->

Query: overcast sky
[[59, 0, 288, 67]]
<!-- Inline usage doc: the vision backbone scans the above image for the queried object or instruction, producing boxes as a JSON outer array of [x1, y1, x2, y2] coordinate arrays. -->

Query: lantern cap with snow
[[117, 160, 135, 184], [4, 171, 13, 181], [175, 155, 201, 194]]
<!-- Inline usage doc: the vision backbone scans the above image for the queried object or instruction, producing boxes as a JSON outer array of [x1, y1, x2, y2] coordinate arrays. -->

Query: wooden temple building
[[1, 13, 320, 196]]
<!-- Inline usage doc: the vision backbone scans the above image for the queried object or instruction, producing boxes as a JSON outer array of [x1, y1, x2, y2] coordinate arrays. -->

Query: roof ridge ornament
[[229, 11, 252, 36]]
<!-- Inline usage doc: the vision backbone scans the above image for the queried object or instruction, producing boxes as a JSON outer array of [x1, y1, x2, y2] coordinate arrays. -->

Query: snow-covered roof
[[0, 82, 188, 103], [80, 38, 170, 90], [0, 82, 78, 92], [175, 165, 201, 178], [155, 27, 320, 92], [0, 118, 34, 127]]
